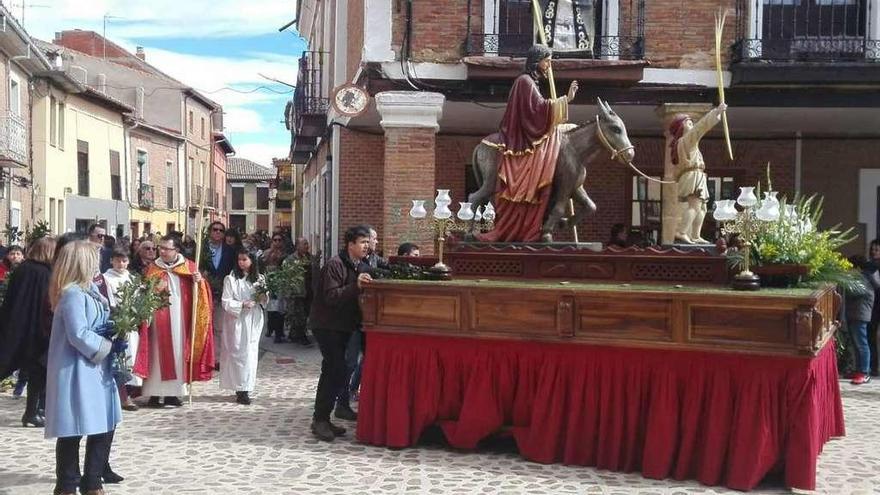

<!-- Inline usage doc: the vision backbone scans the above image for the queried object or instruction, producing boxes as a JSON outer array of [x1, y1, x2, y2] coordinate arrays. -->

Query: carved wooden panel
[[453, 259, 523, 277], [632, 262, 716, 282], [360, 291, 378, 326], [557, 296, 575, 337], [689, 305, 793, 347], [539, 261, 616, 279], [377, 291, 461, 331], [361, 281, 839, 357], [575, 298, 672, 342], [469, 291, 560, 337]]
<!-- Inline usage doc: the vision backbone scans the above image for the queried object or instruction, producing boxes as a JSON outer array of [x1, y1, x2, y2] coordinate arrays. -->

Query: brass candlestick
[[408, 190, 495, 280], [713, 187, 780, 291]]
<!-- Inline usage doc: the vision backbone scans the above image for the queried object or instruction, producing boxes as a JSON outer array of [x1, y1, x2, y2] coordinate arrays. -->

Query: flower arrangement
[[252, 279, 270, 301], [108, 277, 171, 383], [727, 193, 865, 294]]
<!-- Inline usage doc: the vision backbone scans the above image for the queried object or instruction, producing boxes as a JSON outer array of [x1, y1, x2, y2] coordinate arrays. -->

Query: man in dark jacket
[[200, 221, 236, 368], [309, 225, 372, 441]]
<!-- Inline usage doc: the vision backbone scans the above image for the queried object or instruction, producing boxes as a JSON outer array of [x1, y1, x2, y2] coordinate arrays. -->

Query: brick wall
[[643, 0, 737, 69], [435, 135, 482, 198], [382, 128, 438, 254], [388, 0, 738, 69], [801, 139, 880, 256], [391, 0, 474, 62], [338, 129, 385, 248], [130, 130, 179, 211], [348, 0, 365, 80]]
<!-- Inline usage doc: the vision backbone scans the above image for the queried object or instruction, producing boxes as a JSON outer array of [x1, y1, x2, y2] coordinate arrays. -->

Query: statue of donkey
[[468, 98, 635, 242]]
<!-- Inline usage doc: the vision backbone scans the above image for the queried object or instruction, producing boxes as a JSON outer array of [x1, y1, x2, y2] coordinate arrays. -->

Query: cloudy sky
[[10, 0, 307, 166]]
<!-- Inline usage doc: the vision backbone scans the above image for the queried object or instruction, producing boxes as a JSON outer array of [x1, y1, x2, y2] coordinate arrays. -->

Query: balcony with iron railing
[[294, 51, 329, 131], [732, 0, 880, 82], [138, 183, 154, 210], [0, 113, 28, 167], [466, 0, 645, 60]]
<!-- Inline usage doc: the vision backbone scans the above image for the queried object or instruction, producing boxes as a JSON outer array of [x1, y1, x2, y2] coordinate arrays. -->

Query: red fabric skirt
[[356, 331, 844, 491]]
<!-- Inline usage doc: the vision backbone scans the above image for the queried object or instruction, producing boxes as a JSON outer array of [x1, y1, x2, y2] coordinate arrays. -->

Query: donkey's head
[[595, 98, 635, 164]]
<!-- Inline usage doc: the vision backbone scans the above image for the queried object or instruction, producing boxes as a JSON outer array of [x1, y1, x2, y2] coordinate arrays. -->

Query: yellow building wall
[[33, 87, 125, 233], [129, 208, 183, 237]]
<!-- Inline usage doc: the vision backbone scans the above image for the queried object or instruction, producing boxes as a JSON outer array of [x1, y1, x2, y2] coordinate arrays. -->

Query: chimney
[[135, 87, 145, 120], [54, 32, 62, 42], [96, 74, 107, 94], [135, 46, 145, 61]]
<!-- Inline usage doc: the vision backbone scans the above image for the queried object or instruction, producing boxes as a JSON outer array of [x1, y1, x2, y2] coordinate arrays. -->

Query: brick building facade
[[292, 0, 880, 256]]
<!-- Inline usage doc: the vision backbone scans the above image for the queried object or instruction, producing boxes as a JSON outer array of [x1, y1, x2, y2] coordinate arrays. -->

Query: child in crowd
[[220, 249, 266, 405], [97, 250, 139, 410], [0, 244, 24, 282]]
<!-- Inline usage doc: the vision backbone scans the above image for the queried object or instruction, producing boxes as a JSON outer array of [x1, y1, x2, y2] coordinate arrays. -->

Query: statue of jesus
[[478, 45, 578, 242], [668, 103, 727, 244]]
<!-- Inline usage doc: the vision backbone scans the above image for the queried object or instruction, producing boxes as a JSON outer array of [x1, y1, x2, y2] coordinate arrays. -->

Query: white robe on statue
[[102, 268, 141, 386], [219, 273, 265, 392], [141, 256, 189, 398]]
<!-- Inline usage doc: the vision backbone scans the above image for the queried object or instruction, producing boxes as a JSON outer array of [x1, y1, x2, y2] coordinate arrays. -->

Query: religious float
[[354, 11, 846, 492]]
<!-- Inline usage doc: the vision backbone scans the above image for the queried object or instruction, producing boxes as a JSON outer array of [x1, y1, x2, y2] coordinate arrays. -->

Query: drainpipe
[[124, 116, 140, 238], [27, 77, 34, 225]]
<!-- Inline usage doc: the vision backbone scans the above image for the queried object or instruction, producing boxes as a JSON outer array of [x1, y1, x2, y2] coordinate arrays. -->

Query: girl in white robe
[[220, 250, 266, 405], [100, 251, 140, 412]]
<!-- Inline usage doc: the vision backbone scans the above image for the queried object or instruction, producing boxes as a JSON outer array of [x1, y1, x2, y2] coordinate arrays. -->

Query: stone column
[[655, 103, 712, 246], [375, 91, 445, 255]]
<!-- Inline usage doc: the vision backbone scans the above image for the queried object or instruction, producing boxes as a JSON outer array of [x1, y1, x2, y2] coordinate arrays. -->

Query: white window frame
[[10, 200, 21, 230], [49, 96, 57, 147], [8, 72, 21, 117], [137, 148, 149, 184], [230, 184, 245, 211], [58, 101, 65, 150]]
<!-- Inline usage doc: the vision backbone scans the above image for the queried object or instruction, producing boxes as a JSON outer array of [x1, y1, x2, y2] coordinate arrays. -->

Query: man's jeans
[[337, 329, 362, 407], [851, 320, 871, 374]]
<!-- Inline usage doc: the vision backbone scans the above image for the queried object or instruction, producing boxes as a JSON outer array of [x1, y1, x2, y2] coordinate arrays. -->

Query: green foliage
[[369, 262, 429, 280], [3, 224, 22, 245], [25, 221, 51, 246], [266, 257, 308, 298], [110, 276, 171, 340], [728, 192, 866, 295]]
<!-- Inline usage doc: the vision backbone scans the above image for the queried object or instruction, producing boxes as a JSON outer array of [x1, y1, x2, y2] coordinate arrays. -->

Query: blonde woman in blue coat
[[45, 240, 123, 495]]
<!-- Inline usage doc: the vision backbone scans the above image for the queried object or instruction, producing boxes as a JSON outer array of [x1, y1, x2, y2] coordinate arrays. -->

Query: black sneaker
[[334, 404, 358, 421], [164, 396, 183, 407], [311, 420, 335, 442], [328, 422, 346, 437], [103, 468, 124, 484], [235, 392, 252, 405], [146, 396, 163, 408]]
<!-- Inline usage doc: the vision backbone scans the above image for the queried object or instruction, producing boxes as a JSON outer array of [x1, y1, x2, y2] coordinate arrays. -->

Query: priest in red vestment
[[133, 235, 214, 407], [479, 44, 578, 242]]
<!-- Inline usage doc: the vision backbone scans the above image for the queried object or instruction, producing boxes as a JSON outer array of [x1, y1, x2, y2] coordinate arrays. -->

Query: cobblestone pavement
[[1, 339, 878, 495]]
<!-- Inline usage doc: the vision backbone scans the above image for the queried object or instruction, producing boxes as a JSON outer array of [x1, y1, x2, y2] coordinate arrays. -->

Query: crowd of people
[[0, 219, 419, 494]]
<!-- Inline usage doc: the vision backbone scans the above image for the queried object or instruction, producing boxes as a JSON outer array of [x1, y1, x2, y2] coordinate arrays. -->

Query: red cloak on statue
[[133, 257, 215, 383], [478, 73, 568, 242]]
